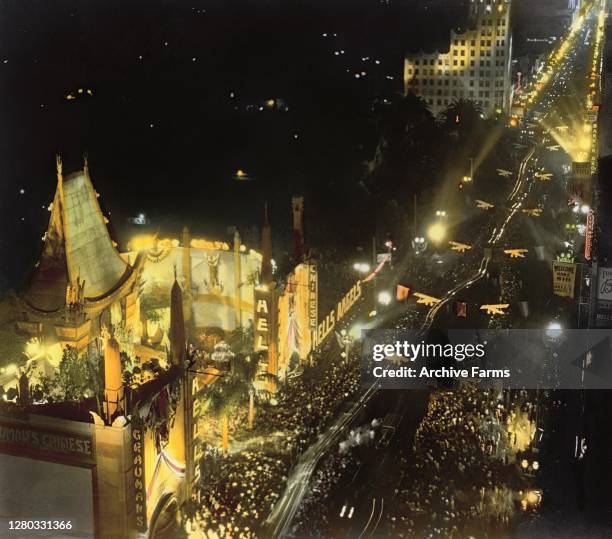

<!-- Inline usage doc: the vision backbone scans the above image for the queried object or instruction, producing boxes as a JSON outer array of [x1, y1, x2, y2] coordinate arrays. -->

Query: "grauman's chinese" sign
[[0, 421, 94, 466], [131, 419, 147, 532]]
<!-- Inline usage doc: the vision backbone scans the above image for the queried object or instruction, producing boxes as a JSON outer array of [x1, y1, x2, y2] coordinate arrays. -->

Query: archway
[[149, 492, 179, 539]]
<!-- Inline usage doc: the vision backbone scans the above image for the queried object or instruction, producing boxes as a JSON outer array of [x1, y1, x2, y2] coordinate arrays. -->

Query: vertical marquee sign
[[131, 418, 147, 532], [308, 263, 318, 330], [254, 287, 271, 351], [584, 209, 595, 261]]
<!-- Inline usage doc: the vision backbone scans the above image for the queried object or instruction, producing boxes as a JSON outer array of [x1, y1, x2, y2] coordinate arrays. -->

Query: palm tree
[[195, 353, 260, 452], [226, 324, 254, 355], [441, 98, 483, 131]]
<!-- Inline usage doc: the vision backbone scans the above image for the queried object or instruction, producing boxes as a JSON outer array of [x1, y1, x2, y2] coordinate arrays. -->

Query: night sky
[[0, 0, 558, 289]]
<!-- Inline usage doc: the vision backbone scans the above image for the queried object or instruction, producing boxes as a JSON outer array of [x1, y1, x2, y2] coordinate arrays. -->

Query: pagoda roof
[[23, 161, 130, 313]]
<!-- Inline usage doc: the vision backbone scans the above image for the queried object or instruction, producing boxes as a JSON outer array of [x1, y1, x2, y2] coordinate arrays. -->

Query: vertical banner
[[254, 288, 271, 351], [552, 261, 577, 298], [308, 263, 318, 330], [131, 419, 147, 532], [584, 209, 594, 261]]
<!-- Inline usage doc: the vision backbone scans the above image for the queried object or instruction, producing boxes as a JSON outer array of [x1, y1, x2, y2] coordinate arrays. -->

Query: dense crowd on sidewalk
[[183, 353, 362, 536], [182, 448, 288, 538], [253, 355, 361, 456]]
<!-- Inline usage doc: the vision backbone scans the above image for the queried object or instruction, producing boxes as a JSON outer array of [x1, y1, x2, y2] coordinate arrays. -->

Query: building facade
[[12, 156, 144, 357], [0, 157, 322, 537], [404, 0, 513, 118]]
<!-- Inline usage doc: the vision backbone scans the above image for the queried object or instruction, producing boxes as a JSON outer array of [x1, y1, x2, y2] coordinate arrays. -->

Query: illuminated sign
[[312, 281, 362, 348], [552, 261, 577, 298], [585, 210, 594, 261], [127, 234, 230, 252], [0, 421, 94, 466], [597, 267, 612, 302], [308, 263, 318, 330], [254, 289, 271, 351], [131, 420, 147, 532], [190, 239, 230, 251]]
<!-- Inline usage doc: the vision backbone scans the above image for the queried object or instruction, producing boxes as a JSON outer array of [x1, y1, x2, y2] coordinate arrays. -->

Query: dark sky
[[0, 0, 563, 289]]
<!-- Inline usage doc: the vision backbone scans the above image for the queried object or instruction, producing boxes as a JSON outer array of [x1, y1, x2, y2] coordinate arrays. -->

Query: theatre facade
[[0, 159, 319, 536]]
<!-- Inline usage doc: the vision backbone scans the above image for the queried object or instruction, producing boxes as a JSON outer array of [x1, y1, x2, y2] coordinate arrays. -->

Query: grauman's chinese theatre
[[14, 155, 145, 352], [0, 275, 197, 538], [0, 158, 321, 537]]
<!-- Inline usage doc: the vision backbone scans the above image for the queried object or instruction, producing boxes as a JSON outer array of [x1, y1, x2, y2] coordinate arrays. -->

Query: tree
[[38, 346, 104, 412], [195, 353, 261, 452], [441, 99, 483, 133], [226, 323, 254, 356], [382, 93, 435, 146]]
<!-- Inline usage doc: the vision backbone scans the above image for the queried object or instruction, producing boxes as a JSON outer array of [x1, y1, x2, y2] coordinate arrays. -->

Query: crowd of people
[[183, 448, 289, 538], [252, 355, 361, 457], [183, 349, 362, 536], [391, 386, 537, 538]]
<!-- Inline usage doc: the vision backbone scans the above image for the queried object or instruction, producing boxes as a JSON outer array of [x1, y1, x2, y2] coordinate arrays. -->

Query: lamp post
[[412, 236, 427, 254], [469, 156, 474, 183], [248, 387, 255, 429]]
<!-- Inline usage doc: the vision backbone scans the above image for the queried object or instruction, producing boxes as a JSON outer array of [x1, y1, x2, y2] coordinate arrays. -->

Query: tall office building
[[404, 0, 513, 118]]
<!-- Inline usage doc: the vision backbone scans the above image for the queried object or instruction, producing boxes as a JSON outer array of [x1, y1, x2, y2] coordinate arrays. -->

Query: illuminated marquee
[[190, 239, 230, 251], [308, 263, 318, 330], [254, 288, 271, 351], [127, 234, 231, 253], [585, 210, 594, 261], [312, 281, 362, 348]]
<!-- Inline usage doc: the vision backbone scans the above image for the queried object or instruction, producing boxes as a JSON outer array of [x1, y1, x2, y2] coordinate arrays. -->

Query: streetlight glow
[[378, 291, 392, 305], [427, 222, 446, 244], [353, 262, 371, 274], [546, 322, 563, 340]]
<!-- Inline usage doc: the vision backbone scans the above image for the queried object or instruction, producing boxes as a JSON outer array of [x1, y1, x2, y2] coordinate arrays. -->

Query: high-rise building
[[404, 0, 513, 118]]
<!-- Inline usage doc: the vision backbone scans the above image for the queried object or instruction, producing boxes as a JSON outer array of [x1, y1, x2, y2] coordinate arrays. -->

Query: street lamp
[[412, 236, 427, 254], [378, 291, 392, 305], [546, 321, 562, 337], [353, 262, 371, 274], [427, 222, 447, 244], [545, 322, 564, 349]]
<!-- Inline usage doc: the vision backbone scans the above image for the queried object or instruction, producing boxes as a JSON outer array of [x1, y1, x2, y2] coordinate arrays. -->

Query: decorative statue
[[207, 254, 220, 290], [65, 276, 86, 310]]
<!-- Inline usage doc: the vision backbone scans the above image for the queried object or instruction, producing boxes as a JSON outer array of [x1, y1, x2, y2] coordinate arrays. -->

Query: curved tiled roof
[[23, 167, 129, 312]]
